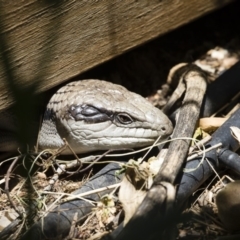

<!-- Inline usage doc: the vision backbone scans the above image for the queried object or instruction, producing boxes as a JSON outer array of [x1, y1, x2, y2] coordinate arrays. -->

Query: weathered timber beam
[[0, 0, 233, 110]]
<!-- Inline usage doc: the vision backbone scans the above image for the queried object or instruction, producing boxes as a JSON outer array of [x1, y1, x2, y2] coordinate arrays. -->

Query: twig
[[4, 156, 23, 218], [187, 143, 222, 161], [115, 63, 208, 240], [65, 212, 78, 239], [40, 183, 120, 203], [189, 135, 212, 153]]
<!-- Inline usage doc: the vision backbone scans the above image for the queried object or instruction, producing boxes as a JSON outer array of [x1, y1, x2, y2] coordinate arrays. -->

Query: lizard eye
[[116, 113, 133, 125]]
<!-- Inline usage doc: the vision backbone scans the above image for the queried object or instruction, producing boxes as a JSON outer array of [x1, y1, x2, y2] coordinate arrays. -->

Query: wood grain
[[0, 0, 233, 110]]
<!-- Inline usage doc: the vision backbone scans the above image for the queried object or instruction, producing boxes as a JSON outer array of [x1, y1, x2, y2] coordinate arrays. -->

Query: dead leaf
[[230, 126, 240, 144], [94, 195, 116, 226], [36, 171, 47, 179], [118, 157, 163, 225], [199, 117, 228, 132], [192, 127, 210, 144], [118, 175, 146, 225]]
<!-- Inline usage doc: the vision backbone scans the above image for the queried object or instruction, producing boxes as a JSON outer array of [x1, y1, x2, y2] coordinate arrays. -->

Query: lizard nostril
[[161, 126, 166, 132]]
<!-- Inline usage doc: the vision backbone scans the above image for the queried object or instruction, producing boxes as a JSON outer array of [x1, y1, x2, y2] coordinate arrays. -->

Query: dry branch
[[114, 64, 207, 240]]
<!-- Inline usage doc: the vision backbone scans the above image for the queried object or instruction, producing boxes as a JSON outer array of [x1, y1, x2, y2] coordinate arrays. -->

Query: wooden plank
[[0, 0, 233, 110]]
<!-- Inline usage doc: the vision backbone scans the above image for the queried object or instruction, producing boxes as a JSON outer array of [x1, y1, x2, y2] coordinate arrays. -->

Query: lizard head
[[38, 80, 173, 154]]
